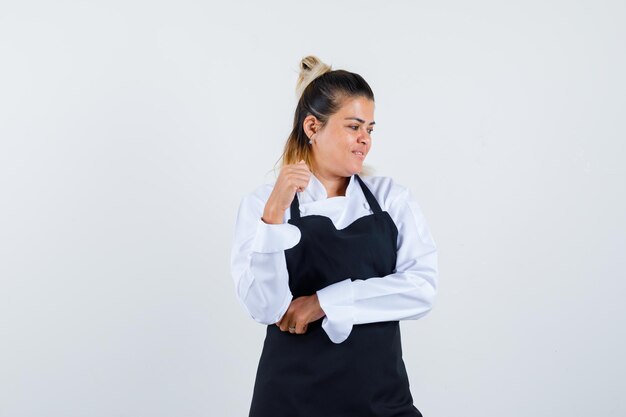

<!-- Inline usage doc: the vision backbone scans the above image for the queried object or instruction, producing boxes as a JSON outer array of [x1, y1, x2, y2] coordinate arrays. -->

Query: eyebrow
[[344, 117, 376, 125]]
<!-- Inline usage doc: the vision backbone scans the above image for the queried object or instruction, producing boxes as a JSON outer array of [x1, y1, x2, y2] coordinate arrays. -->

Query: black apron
[[249, 174, 422, 417]]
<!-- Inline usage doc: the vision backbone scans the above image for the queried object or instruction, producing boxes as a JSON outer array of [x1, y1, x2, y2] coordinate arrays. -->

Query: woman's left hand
[[276, 294, 325, 334]]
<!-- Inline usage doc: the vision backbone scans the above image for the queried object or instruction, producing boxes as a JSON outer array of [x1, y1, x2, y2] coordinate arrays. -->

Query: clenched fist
[[276, 293, 326, 334], [262, 160, 311, 224]]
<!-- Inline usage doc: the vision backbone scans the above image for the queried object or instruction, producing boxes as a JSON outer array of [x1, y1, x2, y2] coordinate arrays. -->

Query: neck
[[314, 170, 351, 198]]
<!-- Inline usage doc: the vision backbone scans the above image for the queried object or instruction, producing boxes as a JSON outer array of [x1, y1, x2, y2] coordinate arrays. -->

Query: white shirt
[[230, 173, 438, 344]]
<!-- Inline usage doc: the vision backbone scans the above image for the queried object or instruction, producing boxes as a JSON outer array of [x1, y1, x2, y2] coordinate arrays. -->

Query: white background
[[1, 1, 624, 416]]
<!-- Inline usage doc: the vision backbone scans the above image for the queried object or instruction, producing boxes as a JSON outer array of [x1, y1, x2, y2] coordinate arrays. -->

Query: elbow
[[406, 274, 437, 320], [249, 313, 276, 326], [421, 278, 437, 314], [415, 292, 436, 319], [423, 278, 437, 311], [240, 298, 285, 325], [236, 288, 289, 326], [248, 306, 283, 325]]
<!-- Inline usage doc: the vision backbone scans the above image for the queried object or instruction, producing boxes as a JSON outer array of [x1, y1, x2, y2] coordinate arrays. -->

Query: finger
[[278, 171, 310, 189], [278, 312, 292, 332], [291, 173, 311, 186], [283, 160, 309, 169], [288, 322, 297, 334], [295, 173, 311, 182], [291, 166, 311, 176], [284, 163, 311, 175], [292, 179, 311, 193], [295, 321, 308, 334], [290, 176, 310, 186], [283, 170, 311, 182], [279, 321, 288, 332]]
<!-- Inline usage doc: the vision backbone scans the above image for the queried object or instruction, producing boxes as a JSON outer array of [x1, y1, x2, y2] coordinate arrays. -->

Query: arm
[[230, 191, 301, 324], [231, 162, 313, 326], [316, 185, 438, 344]]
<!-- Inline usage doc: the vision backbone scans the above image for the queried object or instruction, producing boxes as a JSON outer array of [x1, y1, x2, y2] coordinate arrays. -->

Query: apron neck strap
[[290, 189, 301, 220], [355, 174, 382, 214]]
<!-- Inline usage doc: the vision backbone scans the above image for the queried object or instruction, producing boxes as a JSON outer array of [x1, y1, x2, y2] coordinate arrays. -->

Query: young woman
[[231, 55, 438, 417]]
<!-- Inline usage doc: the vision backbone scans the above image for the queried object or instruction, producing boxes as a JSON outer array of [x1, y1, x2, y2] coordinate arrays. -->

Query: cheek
[[322, 137, 344, 155], [318, 142, 340, 161]]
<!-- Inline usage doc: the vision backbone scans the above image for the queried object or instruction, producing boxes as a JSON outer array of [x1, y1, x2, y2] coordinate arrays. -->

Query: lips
[[352, 149, 366, 159]]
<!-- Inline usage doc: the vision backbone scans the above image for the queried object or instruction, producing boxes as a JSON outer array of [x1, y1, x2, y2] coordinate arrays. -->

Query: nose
[[359, 130, 370, 145]]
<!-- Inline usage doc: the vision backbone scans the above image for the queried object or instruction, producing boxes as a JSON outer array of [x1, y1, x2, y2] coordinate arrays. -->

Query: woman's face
[[309, 96, 375, 177]]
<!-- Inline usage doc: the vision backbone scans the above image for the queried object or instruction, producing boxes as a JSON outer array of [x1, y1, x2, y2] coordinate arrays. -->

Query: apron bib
[[249, 174, 422, 417]]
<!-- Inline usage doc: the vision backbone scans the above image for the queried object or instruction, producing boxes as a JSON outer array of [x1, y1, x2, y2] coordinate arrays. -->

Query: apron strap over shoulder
[[355, 174, 382, 214]]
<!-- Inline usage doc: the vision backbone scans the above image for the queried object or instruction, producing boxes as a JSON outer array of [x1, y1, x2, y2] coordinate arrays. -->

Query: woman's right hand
[[262, 160, 311, 224]]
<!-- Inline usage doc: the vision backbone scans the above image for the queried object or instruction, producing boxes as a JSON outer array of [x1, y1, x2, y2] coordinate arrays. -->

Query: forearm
[[316, 257, 437, 343], [351, 268, 437, 323], [235, 251, 294, 324]]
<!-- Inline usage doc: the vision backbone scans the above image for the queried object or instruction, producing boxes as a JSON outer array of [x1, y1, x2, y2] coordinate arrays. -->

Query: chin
[[346, 165, 363, 176], [337, 160, 364, 177]]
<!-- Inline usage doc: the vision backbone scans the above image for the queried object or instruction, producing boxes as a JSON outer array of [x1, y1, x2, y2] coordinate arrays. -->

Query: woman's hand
[[262, 160, 311, 224], [276, 294, 325, 334]]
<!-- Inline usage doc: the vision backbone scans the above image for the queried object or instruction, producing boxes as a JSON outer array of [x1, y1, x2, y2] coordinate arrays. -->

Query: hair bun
[[296, 55, 332, 100]]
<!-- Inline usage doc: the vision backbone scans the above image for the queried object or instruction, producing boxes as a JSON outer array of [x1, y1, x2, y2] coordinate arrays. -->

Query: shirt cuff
[[250, 218, 301, 253], [316, 278, 354, 344]]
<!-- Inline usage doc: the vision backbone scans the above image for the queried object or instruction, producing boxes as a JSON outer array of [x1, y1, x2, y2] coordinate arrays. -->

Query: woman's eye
[[348, 125, 373, 134]]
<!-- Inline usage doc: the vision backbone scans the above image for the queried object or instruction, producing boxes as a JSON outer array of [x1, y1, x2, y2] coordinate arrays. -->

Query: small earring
[[308, 140, 312, 144]]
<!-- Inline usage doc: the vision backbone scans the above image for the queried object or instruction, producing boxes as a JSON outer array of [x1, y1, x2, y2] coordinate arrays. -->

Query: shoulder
[[358, 175, 435, 246], [237, 180, 276, 214], [358, 174, 411, 211], [248, 181, 275, 202]]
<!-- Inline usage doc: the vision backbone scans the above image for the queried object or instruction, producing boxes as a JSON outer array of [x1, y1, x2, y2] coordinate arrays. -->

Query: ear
[[302, 115, 319, 140]]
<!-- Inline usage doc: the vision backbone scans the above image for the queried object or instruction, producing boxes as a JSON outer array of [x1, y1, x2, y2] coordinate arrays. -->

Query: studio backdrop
[[0, 1, 624, 416]]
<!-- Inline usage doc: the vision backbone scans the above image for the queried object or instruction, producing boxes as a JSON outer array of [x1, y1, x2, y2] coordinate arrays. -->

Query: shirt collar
[[299, 173, 358, 204]]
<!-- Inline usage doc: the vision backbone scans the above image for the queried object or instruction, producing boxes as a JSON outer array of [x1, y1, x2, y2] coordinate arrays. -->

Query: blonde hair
[[274, 55, 375, 177], [295, 56, 333, 102]]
